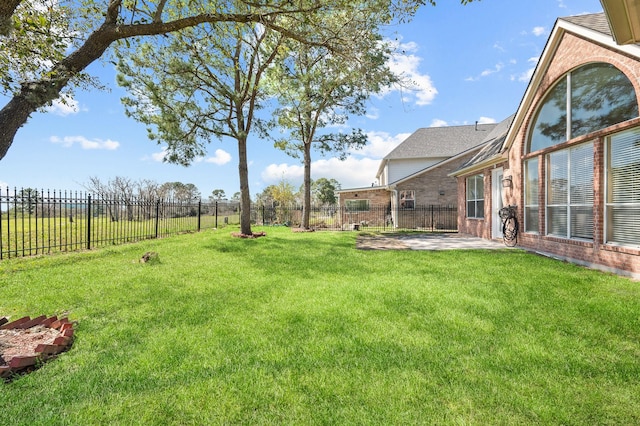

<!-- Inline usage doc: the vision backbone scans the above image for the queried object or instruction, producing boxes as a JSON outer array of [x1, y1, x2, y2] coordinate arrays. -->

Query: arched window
[[528, 63, 638, 153]]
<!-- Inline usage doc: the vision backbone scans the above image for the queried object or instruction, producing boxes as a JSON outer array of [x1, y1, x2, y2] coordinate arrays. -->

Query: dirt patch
[[0, 326, 62, 363], [231, 231, 267, 238], [356, 234, 410, 250]]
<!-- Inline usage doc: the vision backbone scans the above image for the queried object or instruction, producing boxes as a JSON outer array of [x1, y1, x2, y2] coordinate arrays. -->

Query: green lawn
[[1, 227, 639, 425]]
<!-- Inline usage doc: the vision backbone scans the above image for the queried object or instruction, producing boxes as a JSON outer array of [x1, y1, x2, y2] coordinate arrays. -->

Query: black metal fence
[[1, 188, 457, 259], [0, 188, 241, 259], [252, 203, 458, 232]]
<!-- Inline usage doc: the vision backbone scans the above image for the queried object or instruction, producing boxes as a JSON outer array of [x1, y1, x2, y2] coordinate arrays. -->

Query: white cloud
[[466, 63, 505, 82], [386, 38, 438, 106], [532, 26, 546, 37], [204, 149, 232, 165], [366, 107, 380, 120], [477, 117, 497, 124], [45, 94, 81, 116], [261, 157, 381, 189], [0, 180, 8, 189], [513, 57, 539, 82], [353, 131, 411, 158], [149, 148, 168, 162], [430, 119, 448, 128], [259, 130, 413, 189], [50, 135, 119, 150]]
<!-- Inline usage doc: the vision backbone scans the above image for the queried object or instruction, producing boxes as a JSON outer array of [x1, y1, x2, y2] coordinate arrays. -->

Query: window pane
[[607, 128, 640, 246], [528, 63, 638, 154], [547, 206, 568, 236], [467, 201, 476, 218], [571, 63, 638, 138], [530, 79, 567, 152], [466, 179, 476, 199], [570, 144, 594, 205], [345, 199, 369, 212], [525, 158, 539, 203], [466, 175, 484, 218], [524, 158, 539, 233], [548, 151, 568, 205], [525, 206, 539, 233], [571, 206, 593, 239], [400, 190, 415, 209], [609, 129, 640, 204], [607, 206, 640, 246]]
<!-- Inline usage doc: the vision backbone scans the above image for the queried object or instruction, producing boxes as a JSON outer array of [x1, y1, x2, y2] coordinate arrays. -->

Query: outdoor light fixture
[[502, 175, 513, 188], [600, 0, 640, 45], [439, 189, 445, 196]]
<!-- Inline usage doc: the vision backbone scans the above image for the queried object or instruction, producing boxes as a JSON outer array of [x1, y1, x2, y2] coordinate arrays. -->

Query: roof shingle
[[384, 123, 498, 160]]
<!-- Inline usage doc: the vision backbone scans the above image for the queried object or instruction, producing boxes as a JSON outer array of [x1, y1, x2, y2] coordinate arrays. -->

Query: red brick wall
[[338, 188, 390, 229], [474, 31, 640, 278]]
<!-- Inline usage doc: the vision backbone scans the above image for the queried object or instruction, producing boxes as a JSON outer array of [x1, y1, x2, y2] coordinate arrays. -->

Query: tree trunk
[[302, 141, 312, 229], [237, 135, 253, 236], [0, 93, 33, 160], [0, 22, 117, 160]]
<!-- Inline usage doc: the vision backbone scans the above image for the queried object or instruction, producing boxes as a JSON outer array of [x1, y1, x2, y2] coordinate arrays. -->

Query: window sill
[[602, 243, 640, 256]]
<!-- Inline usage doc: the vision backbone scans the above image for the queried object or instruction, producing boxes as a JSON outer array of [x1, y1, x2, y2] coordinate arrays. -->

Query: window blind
[[607, 129, 640, 246]]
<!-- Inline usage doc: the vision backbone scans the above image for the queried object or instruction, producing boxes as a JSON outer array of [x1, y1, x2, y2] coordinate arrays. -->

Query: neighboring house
[[452, 13, 640, 279], [338, 120, 512, 228]]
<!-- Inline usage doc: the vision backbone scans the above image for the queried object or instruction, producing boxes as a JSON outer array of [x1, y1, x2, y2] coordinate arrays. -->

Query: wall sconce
[[439, 189, 445, 196], [502, 175, 513, 188]]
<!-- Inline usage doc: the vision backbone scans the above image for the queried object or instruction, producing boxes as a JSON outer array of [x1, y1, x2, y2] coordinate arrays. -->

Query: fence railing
[[0, 188, 241, 259], [252, 203, 457, 232], [1, 188, 457, 259]]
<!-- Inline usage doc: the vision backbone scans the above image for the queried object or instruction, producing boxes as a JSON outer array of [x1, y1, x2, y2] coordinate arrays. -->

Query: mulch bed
[[0, 315, 75, 381]]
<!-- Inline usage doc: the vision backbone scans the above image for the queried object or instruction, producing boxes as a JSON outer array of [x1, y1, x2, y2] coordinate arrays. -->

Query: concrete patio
[[356, 233, 512, 251]]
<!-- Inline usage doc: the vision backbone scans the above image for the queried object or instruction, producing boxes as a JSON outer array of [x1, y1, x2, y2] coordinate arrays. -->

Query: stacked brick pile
[[0, 315, 75, 379]]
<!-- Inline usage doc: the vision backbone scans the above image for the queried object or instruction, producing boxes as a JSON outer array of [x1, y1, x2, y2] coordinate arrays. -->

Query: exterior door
[[492, 168, 504, 239]]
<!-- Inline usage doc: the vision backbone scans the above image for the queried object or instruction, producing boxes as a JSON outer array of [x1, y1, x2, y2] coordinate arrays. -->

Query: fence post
[[215, 201, 218, 228], [197, 200, 202, 232], [0, 187, 3, 260], [86, 194, 92, 250], [155, 199, 160, 238], [431, 205, 434, 232]]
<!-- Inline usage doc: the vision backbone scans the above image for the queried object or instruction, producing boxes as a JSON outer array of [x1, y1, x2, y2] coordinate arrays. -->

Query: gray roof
[[560, 12, 612, 37], [457, 114, 515, 171], [384, 123, 498, 160]]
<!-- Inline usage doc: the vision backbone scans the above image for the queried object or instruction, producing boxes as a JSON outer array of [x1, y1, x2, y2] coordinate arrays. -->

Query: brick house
[[452, 13, 640, 279], [337, 120, 514, 229]]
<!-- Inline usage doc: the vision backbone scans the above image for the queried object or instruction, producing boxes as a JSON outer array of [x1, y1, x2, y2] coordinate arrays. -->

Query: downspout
[[390, 186, 398, 228]]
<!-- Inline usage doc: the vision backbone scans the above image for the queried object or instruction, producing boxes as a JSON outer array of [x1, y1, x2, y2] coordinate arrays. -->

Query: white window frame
[[399, 190, 415, 209], [605, 128, 640, 248], [466, 174, 484, 219], [524, 158, 540, 234], [545, 142, 594, 240], [345, 199, 370, 212]]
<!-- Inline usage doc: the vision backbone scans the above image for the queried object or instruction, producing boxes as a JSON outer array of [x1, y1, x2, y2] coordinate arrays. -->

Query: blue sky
[[0, 0, 604, 199]]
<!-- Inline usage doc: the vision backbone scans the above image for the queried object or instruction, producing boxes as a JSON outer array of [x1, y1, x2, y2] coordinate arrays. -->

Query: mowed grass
[[1, 227, 639, 425]]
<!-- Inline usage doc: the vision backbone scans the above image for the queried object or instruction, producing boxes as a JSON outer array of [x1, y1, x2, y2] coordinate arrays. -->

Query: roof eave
[[449, 154, 506, 178], [600, 0, 640, 45]]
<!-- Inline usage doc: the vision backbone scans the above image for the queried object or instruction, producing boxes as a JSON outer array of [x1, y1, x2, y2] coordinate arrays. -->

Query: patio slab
[[356, 233, 512, 251]]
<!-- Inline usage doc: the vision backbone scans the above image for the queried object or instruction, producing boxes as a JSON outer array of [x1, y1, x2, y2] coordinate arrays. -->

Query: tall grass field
[[1, 227, 639, 424]]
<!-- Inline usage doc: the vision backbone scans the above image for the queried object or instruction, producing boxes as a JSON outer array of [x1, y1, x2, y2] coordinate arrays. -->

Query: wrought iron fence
[[252, 203, 458, 232], [0, 188, 240, 259], [1, 188, 457, 259]]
